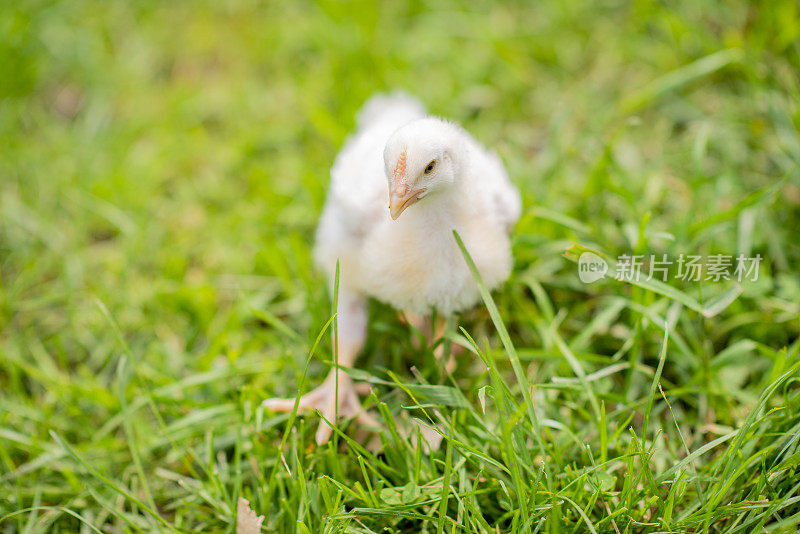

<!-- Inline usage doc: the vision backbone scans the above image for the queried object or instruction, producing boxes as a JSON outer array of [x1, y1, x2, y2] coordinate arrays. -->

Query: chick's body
[[265, 93, 520, 444], [315, 93, 519, 315]]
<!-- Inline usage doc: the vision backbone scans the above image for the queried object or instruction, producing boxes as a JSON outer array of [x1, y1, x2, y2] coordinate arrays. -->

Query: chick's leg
[[263, 288, 377, 445]]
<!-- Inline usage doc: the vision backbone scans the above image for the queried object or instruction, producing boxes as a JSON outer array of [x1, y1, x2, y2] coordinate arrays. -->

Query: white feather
[[314, 92, 520, 315]]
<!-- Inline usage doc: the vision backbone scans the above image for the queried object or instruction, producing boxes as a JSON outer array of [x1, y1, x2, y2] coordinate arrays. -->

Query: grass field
[[2, 0, 800, 532]]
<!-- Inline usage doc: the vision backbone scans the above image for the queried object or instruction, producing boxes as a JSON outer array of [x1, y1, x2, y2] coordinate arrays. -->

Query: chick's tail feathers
[[356, 91, 426, 129]]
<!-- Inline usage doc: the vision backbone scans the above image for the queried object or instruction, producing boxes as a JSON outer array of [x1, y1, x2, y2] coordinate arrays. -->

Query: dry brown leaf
[[237, 497, 264, 534]]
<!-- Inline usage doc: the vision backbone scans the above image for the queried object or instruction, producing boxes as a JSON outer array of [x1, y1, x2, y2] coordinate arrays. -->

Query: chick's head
[[383, 118, 464, 220]]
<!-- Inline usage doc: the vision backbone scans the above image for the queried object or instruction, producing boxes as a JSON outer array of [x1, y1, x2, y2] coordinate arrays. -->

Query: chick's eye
[[424, 161, 436, 174]]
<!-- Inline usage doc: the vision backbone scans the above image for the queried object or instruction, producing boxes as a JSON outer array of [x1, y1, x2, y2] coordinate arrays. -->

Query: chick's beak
[[389, 181, 425, 220]]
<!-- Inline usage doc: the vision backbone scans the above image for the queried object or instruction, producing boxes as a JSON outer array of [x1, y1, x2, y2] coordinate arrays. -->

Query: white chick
[[264, 92, 521, 444]]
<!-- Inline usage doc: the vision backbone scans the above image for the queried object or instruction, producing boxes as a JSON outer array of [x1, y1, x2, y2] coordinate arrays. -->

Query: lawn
[[1, 0, 800, 532]]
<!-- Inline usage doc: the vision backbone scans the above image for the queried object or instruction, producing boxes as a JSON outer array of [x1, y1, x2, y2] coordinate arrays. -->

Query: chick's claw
[[262, 371, 378, 445]]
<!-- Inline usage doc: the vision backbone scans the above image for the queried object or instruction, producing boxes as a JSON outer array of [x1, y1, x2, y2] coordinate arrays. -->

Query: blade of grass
[[454, 231, 545, 448], [621, 48, 744, 112], [50, 431, 177, 532], [642, 325, 670, 438], [436, 414, 455, 534]]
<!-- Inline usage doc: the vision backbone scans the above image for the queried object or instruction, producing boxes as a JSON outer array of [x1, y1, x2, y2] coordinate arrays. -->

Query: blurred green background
[[1, 0, 799, 532]]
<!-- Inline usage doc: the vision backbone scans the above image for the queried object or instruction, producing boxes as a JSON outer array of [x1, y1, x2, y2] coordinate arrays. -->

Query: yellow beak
[[389, 182, 425, 220]]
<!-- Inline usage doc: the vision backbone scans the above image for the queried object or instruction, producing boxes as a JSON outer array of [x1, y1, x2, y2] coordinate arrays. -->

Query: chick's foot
[[262, 370, 377, 445]]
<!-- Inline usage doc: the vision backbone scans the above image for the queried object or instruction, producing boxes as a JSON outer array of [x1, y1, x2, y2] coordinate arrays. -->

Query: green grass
[[2, 0, 800, 532]]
